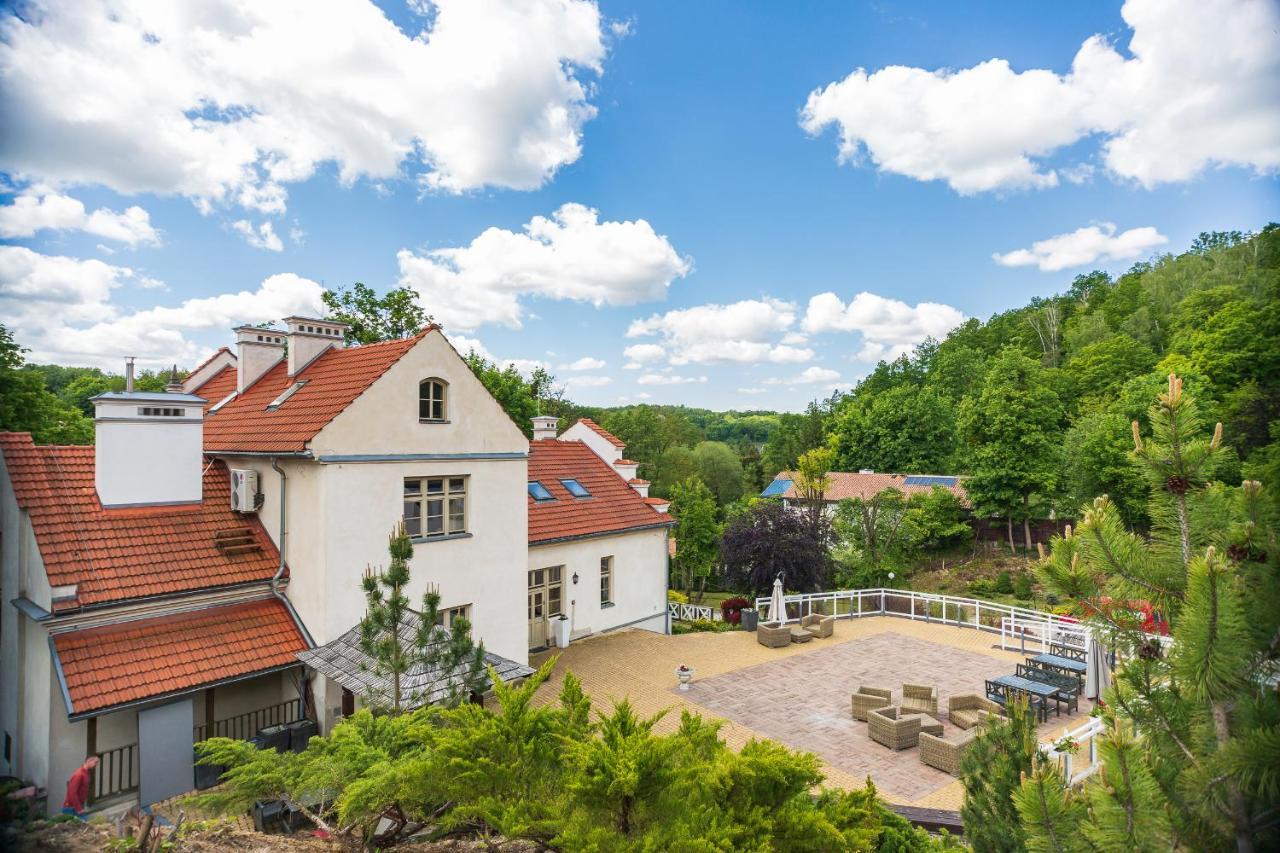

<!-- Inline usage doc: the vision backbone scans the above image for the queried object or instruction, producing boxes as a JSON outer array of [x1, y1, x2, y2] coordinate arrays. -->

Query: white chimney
[[613, 459, 639, 481], [531, 415, 559, 441], [283, 316, 348, 376], [93, 369, 206, 507], [629, 478, 650, 498], [234, 326, 285, 392]]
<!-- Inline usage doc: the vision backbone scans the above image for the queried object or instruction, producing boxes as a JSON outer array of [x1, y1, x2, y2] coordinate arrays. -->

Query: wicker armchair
[[919, 728, 978, 775], [868, 706, 921, 751], [800, 613, 834, 638], [756, 622, 791, 649], [851, 686, 893, 721], [947, 694, 1004, 730], [901, 683, 938, 715]]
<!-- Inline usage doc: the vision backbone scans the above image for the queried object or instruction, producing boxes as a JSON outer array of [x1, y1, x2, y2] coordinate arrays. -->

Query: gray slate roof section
[[297, 612, 535, 710]]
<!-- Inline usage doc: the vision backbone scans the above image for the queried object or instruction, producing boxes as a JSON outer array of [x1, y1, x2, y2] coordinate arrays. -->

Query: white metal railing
[[1039, 716, 1106, 785], [751, 588, 1090, 654], [668, 601, 714, 622]]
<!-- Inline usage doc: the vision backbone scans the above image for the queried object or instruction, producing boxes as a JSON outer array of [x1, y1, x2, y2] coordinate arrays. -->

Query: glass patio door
[[527, 566, 563, 649]]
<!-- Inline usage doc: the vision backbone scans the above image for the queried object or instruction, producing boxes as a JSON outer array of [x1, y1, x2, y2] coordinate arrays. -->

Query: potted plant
[[675, 663, 695, 691], [553, 613, 572, 648], [741, 607, 759, 632]]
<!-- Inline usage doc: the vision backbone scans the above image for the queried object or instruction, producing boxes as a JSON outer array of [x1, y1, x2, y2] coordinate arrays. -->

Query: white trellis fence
[[1039, 716, 1107, 785], [667, 601, 715, 622], [750, 588, 1088, 655]]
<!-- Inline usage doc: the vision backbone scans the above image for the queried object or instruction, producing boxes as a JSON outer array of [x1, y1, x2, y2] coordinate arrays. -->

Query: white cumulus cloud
[[801, 0, 1280, 193], [993, 223, 1168, 272], [0, 246, 324, 367], [764, 366, 841, 386], [232, 220, 284, 252], [636, 373, 708, 386], [802, 292, 964, 362], [396, 203, 690, 331], [0, 0, 609, 212], [564, 374, 612, 388], [562, 356, 606, 371], [626, 298, 813, 366], [0, 188, 158, 245]]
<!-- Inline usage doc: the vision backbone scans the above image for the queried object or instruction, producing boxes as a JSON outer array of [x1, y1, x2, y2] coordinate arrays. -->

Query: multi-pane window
[[600, 556, 613, 605], [419, 379, 447, 421], [436, 604, 472, 630], [404, 476, 467, 538]]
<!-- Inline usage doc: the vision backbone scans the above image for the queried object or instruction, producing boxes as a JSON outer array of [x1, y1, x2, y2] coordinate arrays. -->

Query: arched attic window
[[419, 378, 448, 422]]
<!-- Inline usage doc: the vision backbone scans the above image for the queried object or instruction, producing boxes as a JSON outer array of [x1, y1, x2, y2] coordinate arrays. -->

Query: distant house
[[762, 471, 969, 512]]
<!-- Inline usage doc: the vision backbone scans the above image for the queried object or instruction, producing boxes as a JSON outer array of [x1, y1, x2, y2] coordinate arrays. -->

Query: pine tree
[[960, 696, 1038, 853], [359, 524, 486, 715], [1026, 375, 1280, 852]]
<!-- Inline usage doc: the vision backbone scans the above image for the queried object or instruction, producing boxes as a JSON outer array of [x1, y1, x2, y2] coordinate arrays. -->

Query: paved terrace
[[532, 616, 1093, 810]]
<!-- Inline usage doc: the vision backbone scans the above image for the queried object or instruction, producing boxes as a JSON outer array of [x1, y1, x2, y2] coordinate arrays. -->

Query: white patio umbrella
[[767, 575, 787, 625], [1085, 634, 1112, 700]]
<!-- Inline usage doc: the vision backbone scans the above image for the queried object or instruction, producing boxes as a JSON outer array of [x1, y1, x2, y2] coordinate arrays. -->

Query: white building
[[0, 318, 671, 814]]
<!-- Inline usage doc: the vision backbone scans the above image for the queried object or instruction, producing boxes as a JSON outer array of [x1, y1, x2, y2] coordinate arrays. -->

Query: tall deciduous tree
[[719, 500, 830, 597], [668, 477, 721, 601], [794, 445, 834, 532], [322, 283, 430, 344], [691, 440, 744, 505], [958, 347, 1064, 549], [1026, 376, 1279, 852], [831, 384, 956, 474], [0, 325, 93, 444], [462, 352, 557, 438]]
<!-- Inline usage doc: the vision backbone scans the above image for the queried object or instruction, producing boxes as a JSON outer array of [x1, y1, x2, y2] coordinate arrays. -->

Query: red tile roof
[[575, 418, 626, 449], [52, 598, 307, 716], [191, 363, 237, 404], [203, 330, 430, 453], [528, 440, 672, 544], [0, 433, 283, 608], [771, 471, 969, 507]]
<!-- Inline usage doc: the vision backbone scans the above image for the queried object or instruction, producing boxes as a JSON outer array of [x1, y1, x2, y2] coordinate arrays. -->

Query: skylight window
[[528, 481, 555, 502], [267, 380, 307, 410], [209, 391, 237, 413], [560, 479, 591, 498]]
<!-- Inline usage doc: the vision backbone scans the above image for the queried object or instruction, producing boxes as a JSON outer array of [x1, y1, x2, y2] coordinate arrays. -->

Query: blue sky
[[1, 0, 1276, 411]]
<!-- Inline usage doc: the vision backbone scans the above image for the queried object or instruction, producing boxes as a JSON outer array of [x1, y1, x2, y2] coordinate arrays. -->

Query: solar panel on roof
[[903, 475, 958, 487], [761, 477, 793, 497]]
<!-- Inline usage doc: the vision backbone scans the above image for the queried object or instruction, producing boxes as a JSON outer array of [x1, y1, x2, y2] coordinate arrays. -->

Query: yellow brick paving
[[531, 616, 1094, 811]]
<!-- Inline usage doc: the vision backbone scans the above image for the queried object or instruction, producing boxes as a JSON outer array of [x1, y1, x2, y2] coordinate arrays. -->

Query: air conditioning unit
[[230, 468, 260, 513]]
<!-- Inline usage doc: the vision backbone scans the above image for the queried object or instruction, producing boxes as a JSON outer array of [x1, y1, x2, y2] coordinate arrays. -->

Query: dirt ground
[[5, 817, 538, 852]]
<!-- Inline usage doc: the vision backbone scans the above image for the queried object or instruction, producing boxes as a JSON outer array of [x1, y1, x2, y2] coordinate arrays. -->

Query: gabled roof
[[574, 418, 626, 449], [298, 611, 533, 711], [51, 598, 307, 717], [203, 330, 430, 453], [0, 433, 282, 609], [190, 363, 237, 403], [186, 347, 233, 382], [528, 439, 672, 545], [764, 470, 969, 507]]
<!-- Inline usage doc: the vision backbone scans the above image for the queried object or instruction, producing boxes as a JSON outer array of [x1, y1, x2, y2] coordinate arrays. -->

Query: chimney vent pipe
[[125, 357, 136, 393]]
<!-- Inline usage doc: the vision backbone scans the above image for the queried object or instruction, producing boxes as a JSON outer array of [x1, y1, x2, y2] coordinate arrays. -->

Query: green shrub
[[1012, 572, 1034, 600], [995, 570, 1015, 595], [667, 589, 689, 604], [967, 579, 996, 597]]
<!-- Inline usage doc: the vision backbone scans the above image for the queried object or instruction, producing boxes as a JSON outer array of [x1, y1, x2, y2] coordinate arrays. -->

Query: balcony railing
[[90, 742, 139, 804], [193, 698, 303, 743]]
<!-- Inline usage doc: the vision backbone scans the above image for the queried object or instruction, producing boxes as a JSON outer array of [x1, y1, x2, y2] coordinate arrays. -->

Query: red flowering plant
[[719, 596, 751, 625]]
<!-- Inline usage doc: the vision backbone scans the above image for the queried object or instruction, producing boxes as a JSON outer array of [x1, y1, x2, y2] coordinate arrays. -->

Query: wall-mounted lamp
[[572, 572, 580, 585]]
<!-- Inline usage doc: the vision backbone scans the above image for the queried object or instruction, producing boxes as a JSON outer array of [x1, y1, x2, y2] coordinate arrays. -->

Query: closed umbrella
[[767, 575, 787, 625], [1085, 633, 1112, 700]]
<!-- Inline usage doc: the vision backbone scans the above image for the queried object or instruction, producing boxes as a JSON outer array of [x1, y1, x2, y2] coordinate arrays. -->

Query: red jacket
[[63, 765, 92, 811]]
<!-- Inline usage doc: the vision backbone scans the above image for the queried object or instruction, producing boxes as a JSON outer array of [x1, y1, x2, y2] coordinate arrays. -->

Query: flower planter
[[675, 666, 694, 691], [741, 608, 759, 631], [553, 615, 572, 649]]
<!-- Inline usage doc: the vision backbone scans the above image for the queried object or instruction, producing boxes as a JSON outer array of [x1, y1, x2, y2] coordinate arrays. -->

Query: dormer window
[[420, 378, 447, 422]]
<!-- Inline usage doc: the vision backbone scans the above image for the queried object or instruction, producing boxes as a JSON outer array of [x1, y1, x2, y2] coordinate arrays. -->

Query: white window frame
[[436, 604, 473, 630], [404, 476, 468, 539], [600, 555, 613, 606], [419, 378, 448, 422]]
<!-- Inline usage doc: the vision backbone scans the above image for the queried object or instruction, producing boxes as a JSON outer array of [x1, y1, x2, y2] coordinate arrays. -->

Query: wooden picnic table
[[993, 674, 1062, 720], [1029, 652, 1087, 675]]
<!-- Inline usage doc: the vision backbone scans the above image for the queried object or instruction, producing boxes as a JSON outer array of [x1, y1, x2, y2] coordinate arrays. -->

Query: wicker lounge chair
[[919, 728, 978, 775], [756, 622, 791, 649], [868, 706, 921, 750], [901, 683, 938, 715], [947, 693, 1004, 730], [799, 613, 834, 638], [851, 686, 893, 721]]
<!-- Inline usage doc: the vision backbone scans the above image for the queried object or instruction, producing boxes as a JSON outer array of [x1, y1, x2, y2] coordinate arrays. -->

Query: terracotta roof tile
[[52, 598, 307, 715], [528, 440, 671, 544], [575, 418, 626, 449], [203, 330, 431, 453], [0, 433, 282, 607], [191, 363, 237, 404], [770, 471, 969, 507]]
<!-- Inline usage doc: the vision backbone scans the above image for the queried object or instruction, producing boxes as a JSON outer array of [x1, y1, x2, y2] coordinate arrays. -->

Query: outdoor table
[[1029, 653, 1087, 675], [993, 674, 1060, 720], [907, 713, 944, 737], [789, 626, 814, 643]]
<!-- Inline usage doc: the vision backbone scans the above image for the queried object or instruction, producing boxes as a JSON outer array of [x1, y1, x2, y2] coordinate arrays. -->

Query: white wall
[[95, 414, 203, 507], [528, 527, 669, 643], [559, 421, 623, 464]]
